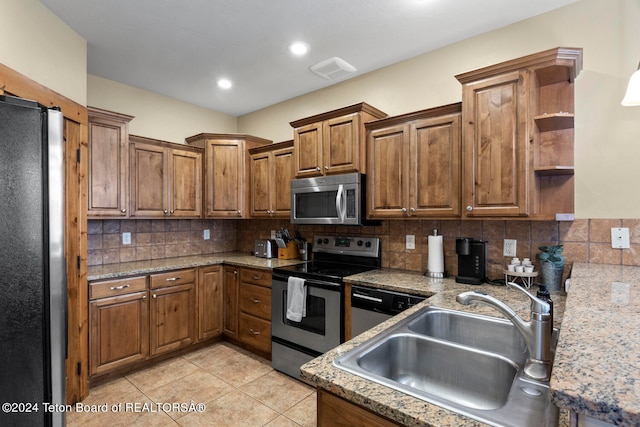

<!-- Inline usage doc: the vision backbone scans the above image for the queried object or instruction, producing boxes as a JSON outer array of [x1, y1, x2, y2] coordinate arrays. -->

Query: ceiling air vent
[[310, 57, 356, 80]]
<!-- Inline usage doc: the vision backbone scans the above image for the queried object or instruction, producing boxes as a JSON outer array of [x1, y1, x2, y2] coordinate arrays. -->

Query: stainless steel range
[[271, 235, 380, 380]]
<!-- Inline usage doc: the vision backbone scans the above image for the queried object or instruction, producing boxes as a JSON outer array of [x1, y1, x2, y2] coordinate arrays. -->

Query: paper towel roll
[[427, 235, 444, 277]]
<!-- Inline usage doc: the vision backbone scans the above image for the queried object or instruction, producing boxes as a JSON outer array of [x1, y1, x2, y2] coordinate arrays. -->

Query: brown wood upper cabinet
[[87, 107, 134, 217], [249, 140, 294, 218], [186, 133, 271, 218], [290, 102, 387, 178], [366, 104, 462, 219], [130, 135, 203, 218], [456, 47, 582, 219]]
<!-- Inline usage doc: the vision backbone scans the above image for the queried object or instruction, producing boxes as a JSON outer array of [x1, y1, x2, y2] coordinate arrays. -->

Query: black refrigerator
[[0, 95, 66, 427]]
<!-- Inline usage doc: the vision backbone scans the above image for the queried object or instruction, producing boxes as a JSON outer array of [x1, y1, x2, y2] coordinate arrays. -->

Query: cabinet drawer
[[239, 283, 271, 320], [150, 268, 196, 289], [238, 313, 271, 354], [90, 276, 147, 300], [239, 268, 271, 287]]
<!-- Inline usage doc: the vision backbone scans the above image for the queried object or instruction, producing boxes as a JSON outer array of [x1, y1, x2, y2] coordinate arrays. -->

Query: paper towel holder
[[425, 229, 445, 278]]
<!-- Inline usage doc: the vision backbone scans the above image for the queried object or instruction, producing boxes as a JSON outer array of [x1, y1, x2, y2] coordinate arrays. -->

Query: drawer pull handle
[[249, 329, 261, 335], [165, 277, 181, 282], [251, 298, 260, 304], [252, 275, 261, 280], [110, 284, 130, 291]]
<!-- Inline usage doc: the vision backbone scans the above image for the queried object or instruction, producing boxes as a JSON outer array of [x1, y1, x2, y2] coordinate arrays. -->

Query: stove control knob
[[357, 240, 363, 246], [317, 238, 323, 245], [365, 241, 372, 248], [323, 238, 329, 244]]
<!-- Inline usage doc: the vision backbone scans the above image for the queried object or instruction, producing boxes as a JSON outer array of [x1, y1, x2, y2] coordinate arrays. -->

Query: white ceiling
[[40, 0, 577, 117]]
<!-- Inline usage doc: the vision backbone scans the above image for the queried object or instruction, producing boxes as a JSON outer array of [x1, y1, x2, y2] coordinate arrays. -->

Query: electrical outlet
[[203, 229, 210, 240], [406, 235, 415, 250], [503, 239, 517, 257], [611, 227, 630, 249], [122, 232, 131, 245]]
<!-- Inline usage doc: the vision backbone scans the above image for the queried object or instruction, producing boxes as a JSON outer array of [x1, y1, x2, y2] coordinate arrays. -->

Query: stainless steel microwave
[[290, 173, 368, 225]]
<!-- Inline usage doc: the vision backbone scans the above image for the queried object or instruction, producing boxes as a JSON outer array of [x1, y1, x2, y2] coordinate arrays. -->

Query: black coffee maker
[[455, 237, 487, 285]]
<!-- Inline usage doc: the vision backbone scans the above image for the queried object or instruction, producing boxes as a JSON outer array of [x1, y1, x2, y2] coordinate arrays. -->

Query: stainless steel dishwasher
[[350, 286, 427, 337]]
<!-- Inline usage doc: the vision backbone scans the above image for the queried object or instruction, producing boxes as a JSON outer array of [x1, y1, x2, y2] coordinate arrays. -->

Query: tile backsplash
[[88, 219, 237, 266], [90, 218, 640, 282]]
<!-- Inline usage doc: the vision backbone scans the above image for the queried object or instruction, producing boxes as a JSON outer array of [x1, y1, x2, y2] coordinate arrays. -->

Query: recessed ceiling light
[[217, 78, 232, 89], [289, 41, 310, 56]]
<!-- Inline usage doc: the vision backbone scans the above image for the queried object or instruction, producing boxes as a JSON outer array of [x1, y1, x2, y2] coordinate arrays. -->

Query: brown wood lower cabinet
[[237, 268, 272, 356], [89, 276, 149, 377], [318, 390, 401, 427], [198, 265, 224, 340], [223, 266, 240, 338], [149, 282, 197, 356]]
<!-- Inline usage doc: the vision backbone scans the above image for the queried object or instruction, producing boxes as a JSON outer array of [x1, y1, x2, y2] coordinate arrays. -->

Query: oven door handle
[[273, 277, 342, 291], [335, 184, 346, 223]]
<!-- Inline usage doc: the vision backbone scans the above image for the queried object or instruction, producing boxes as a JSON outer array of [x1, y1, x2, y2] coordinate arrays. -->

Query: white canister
[[524, 265, 534, 273], [515, 265, 525, 273], [507, 264, 516, 272]]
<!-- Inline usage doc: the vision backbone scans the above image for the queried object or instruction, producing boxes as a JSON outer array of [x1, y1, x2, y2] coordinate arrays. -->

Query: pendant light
[[621, 61, 640, 106]]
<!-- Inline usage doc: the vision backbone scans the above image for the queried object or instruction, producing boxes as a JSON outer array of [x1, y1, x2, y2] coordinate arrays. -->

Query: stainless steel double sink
[[333, 306, 559, 427]]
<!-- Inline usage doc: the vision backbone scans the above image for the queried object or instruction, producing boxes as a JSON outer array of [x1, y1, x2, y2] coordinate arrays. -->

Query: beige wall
[[0, 0, 86, 105], [87, 75, 238, 144], [238, 0, 640, 219]]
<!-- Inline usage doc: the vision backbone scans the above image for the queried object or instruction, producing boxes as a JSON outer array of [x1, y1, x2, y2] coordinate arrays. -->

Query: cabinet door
[[89, 291, 149, 376], [130, 142, 168, 217], [149, 283, 196, 356], [170, 148, 202, 218], [461, 70, 529, 217], [294, 122, 323, 178], [323, 112, 360, 175], [367, 124, 409, 218], [205, 140, 244, 217], [87, 111, 130, 217], [223, 266, 239, 338], [198, 266, 223, 340], [250, 151, 272, 217], [410, 114, 461, 217], [272, 146, 294, 217]]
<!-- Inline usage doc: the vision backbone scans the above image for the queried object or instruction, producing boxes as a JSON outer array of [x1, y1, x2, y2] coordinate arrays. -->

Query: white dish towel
[[286, 276, 307, 322]]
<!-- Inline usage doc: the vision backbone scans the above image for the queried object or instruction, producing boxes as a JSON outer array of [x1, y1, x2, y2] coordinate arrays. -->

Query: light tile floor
[[68, 342, 317, 427]]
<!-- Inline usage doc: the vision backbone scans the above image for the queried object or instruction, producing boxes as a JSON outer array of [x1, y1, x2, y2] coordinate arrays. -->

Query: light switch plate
[[122, 232, 131, 245], [203, 229, 210, 240], [611, 228, 630, 249], [406, 235, 415, 250]]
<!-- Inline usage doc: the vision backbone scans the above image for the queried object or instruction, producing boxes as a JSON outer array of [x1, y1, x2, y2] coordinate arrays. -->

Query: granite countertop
[[301, 270, 567, 426], [551, 262, 640, 426], [87, 252, 304, 281]]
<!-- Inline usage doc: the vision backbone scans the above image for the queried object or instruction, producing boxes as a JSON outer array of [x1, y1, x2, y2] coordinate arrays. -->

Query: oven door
[[271, 276, 343, 353]]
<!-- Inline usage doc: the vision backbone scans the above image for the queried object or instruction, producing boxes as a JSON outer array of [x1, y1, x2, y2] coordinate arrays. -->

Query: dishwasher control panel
[[351, 286, 427, 314]]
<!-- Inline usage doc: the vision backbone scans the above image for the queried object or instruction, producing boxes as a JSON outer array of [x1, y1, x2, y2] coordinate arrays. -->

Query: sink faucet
[[456, 282, 552, 381]]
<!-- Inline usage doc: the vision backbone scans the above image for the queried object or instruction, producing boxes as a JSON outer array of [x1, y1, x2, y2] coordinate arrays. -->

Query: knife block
[[278, 241, 299, 260]]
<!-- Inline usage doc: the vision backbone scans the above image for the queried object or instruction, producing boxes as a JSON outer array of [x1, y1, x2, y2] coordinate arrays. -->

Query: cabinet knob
[[236, 210, 242, 216], [401, 207, 407, 214], [170, 210, 174, 215], [152, 294, 157, 299], [120, 209, 126, 214], [466, 206, 473, 212], [233, 270, 238, 275], [316, 167, 321, 172], [164, 210, 169, 214], [410, 207, 416, 215], [324, 165, 329, 170]]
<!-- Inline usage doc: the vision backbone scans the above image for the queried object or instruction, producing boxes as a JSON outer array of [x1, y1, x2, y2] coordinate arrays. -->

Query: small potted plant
[[537, 245, 565, 291]]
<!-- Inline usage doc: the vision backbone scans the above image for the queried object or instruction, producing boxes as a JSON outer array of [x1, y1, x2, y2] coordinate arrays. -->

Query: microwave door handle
[[335, 184, 346, 223]]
